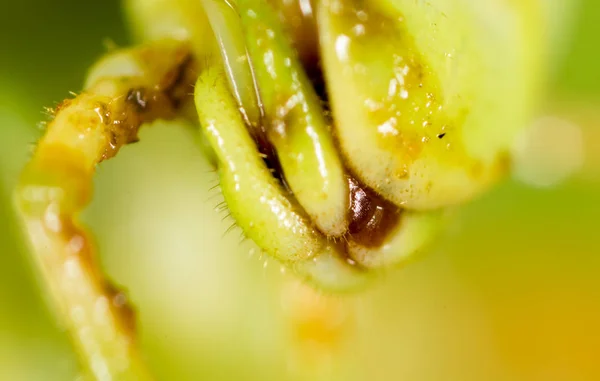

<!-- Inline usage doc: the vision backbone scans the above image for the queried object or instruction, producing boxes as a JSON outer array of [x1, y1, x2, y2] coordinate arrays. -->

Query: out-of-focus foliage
[[0, 1, 599, 380]]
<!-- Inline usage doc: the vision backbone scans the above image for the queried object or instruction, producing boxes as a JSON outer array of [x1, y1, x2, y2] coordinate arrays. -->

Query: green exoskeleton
[[14, 0, 560, 379]]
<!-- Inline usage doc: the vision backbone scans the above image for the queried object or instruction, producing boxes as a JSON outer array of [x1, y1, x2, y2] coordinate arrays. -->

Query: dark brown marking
[[54, 216, 137, 338], [268, 0, 320, 72], [346, 177, 402, 248], [104, 282, 137, 339], [54, 99, 73, 114], [163, 54, 196, 109]]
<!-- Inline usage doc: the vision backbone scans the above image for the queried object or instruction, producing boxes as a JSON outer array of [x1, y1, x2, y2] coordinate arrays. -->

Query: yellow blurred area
[[1, 0, 599, 380]]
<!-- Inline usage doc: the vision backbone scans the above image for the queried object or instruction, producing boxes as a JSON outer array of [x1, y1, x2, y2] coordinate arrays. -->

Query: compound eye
[[318, 0, 539, 210]]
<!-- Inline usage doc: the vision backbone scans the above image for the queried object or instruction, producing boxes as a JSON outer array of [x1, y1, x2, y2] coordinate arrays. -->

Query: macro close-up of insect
[[1, 0, 599, 380]]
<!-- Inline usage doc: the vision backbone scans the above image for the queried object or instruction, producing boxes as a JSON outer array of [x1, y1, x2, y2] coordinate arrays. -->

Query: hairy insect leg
[[194, 65, 372, 292], [15, 39, 197, 380]]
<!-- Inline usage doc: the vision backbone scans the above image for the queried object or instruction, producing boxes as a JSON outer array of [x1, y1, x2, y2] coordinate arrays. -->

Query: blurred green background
[[0, 1, 599, 380]]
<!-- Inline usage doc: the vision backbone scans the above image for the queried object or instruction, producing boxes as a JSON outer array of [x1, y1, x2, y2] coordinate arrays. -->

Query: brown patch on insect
[[97, 55, 196, 161], [54, 99, 73, 114], [162, 53, 196, 109], [267, 0, 319, 73], [346, 176, 402, 249], [95, 98, 142, 161], [45, 213, 139, 339], [104, 282, 138, 339]]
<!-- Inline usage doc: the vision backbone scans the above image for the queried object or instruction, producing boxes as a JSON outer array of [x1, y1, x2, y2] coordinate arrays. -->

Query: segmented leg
[[15, 39, 197, 380]]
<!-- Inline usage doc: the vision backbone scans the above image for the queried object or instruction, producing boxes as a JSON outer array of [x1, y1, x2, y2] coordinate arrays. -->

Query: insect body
[[14, 0, 552, 379]]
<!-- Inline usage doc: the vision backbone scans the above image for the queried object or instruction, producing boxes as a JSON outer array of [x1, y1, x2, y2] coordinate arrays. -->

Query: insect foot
[[191, 0, 549, 290], [15, 0, 556, 378]]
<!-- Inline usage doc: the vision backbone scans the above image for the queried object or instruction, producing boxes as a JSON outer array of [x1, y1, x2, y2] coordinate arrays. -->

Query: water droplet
[[43, 204, 61, 233], [70, 306, 85, 323], [64, 257, 81, 280], [356, 10, 368, 22], [335, 34, 351, 62], [352, 24, 365, 36], [66, 235, 85, 255], [377, 118, 399, 136]]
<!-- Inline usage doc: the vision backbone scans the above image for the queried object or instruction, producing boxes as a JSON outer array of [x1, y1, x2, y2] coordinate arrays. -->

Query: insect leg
[[15, 39, 197, 380]]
